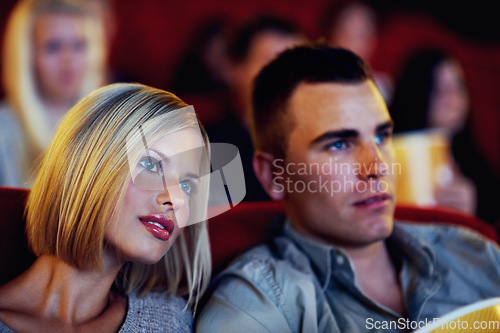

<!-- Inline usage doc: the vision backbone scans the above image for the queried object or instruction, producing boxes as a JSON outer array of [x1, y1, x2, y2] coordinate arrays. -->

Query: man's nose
[[357, 141, 385, 180]]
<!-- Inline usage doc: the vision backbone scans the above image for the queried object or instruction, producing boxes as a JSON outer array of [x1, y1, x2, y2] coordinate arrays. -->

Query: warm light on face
[[280, 81, 396, 248], [126, 106, 247, 227]]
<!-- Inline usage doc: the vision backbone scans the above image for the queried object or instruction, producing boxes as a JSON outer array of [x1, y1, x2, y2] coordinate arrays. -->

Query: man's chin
[[364, 216, 394, 240]]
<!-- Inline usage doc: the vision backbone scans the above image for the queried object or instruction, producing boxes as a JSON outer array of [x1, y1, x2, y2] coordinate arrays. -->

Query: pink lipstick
[[139, 215, 175, 241]]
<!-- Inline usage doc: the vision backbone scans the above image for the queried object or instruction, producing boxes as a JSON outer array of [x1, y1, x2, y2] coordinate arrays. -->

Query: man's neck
[[344, 240, 391, 271], [345, 242, 406, 316]]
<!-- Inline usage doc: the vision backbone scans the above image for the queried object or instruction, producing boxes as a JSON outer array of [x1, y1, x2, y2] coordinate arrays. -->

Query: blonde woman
[[0, 0, 106, 187], [0, 83, 212, 332]]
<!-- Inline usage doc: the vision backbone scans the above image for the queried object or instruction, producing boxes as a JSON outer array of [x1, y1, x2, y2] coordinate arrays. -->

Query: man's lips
[[139, 214, 175, 241], [353, 193, 392, 207]]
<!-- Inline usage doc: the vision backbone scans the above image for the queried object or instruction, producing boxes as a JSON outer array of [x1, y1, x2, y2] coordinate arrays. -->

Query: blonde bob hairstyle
[[2, 0, 106, 158], [25, 83, 211, 307]]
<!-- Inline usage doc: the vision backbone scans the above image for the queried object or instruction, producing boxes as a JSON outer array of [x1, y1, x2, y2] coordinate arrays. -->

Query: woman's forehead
[[127, 106, 202, 149], [149, 128, 205, 158]]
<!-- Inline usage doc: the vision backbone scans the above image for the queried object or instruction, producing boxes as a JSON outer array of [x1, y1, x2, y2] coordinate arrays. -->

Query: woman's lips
[[139, 215, 175, 241]]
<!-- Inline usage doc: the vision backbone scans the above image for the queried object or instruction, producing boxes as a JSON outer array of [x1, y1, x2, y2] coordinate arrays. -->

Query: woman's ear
[[253, 151, 285, 200]]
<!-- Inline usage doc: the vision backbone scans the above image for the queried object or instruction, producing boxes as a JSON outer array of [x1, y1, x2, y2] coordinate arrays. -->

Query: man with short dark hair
[[197, 44, 500, 332]]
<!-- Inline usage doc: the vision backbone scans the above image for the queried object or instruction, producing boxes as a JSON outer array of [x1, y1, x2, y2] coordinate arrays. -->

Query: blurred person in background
[[390, 48, 499, 225], [169, 17, 231, 125], [86, 0, 116, 50], [206, 14, 305, 202], [320, 0, 393, 104], [0, 0, 107, 187]]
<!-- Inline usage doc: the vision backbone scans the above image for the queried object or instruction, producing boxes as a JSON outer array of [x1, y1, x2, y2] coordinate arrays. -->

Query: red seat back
[[0, 187, 497, 282], [0, 187, 36, 285], [208, 201, 498, 275]]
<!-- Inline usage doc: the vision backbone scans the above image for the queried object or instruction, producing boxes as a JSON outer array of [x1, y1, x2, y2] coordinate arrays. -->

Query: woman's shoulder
[[120, 292, 192, 332]]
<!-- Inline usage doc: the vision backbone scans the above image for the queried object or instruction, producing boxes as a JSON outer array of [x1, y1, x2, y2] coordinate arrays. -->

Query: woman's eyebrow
[[144, 148, 170, 163], [138, 126, 172, 163], [184, 172, 200, 180]]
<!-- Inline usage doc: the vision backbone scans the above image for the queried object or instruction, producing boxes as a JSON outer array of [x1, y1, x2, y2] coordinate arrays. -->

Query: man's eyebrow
[[309, 119, 394, 147], [310, 129, 359, 147], [376, 120, 395, 132]]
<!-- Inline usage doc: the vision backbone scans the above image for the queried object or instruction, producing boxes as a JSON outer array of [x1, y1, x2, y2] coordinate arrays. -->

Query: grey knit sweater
[[0, 292, 192, 332]]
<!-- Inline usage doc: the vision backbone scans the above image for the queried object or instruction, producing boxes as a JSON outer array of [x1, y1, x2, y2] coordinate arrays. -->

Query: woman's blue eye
[[180, 180, 197, 195], [139, 157, 161, 173]]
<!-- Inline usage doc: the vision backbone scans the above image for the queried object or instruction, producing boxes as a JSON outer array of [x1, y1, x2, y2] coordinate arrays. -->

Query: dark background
[[1, 0, 498, 171]]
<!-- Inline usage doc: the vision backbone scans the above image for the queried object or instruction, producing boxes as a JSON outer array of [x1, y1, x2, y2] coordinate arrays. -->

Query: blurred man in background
[[206, 15, 305, 202]]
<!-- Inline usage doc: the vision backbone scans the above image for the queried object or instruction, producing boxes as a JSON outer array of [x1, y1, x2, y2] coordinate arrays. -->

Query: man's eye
[[180, 180, 197, 195], [327, 140, 349, 151], [139, 157, 161, 173], [374, 131, 392, 145]]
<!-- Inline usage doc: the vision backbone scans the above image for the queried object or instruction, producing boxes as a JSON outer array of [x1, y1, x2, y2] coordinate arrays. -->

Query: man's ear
[[253, 151, 285, 200]]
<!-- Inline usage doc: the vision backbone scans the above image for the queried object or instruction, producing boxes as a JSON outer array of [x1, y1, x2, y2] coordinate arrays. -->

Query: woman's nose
[[156, 183, 185, 211]]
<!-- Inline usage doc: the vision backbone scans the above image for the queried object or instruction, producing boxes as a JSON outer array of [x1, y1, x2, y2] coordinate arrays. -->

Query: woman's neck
[[0, 255, 123, 325]]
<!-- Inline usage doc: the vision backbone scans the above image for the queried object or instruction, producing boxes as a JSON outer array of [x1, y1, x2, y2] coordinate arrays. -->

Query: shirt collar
[[283, 220, 437, 288], [284, 220, 340, 290], [390, 222, 437, 276]]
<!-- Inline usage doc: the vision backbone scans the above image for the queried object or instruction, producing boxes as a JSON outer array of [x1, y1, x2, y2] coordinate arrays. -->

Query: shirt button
[[336, 255, 345, 265]]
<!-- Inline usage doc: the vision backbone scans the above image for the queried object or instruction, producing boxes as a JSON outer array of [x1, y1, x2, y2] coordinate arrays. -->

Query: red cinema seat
[[208, 201, 498, 275], [0, 187, 497, 283]]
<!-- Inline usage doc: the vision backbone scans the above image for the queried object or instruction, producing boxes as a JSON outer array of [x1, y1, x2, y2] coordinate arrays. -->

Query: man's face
[[280, 81, 396, 248]]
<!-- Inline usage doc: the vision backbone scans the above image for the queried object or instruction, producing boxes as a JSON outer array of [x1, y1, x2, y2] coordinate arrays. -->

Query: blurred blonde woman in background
[[0, 0, 106, 187], [0, 83, 212, 332]]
